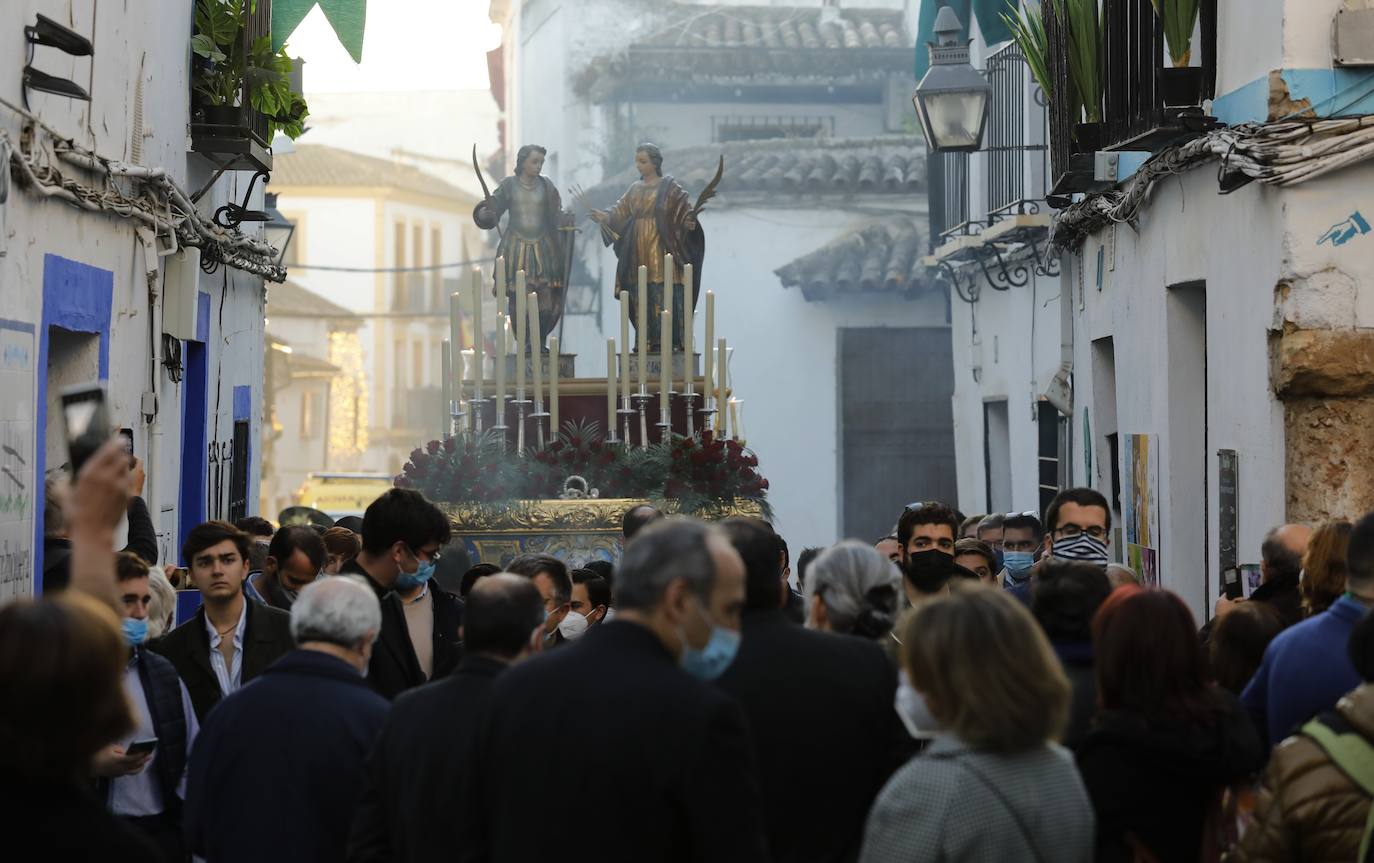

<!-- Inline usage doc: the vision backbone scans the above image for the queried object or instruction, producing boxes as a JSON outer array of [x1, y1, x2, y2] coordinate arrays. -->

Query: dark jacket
[[348, 655, 508, 863], [184, 650, 389, 863], [1231, 682, 1374, 863], [340, 560, 463, 700], [149, 598, 294, 722], [1, 777, 162, 861], [96, 648, 189, 817], [123, 496, 158, 565], [716, 608, 910, 863], [1250, 569, 1303, 629], [1075, 689, 1264, 863], [459, 620, 769, 863], [1054, 641, 1098, 751]]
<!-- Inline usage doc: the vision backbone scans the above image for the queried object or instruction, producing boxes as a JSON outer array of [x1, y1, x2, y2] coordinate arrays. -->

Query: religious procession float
[[392, 143, 768, 566]]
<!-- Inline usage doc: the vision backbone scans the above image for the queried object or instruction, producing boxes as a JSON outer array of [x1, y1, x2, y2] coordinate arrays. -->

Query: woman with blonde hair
[[859, 584, 1093, 862], [145, 564, 178, 639], [1301, 519, 1353, 617]]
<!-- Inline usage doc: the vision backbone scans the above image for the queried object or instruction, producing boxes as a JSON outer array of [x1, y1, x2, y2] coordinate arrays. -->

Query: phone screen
[[61, 385, 111, 475], [126, 738, 158, 757]]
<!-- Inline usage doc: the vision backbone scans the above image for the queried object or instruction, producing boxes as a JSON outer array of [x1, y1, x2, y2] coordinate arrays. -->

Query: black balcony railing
[[1048, 0, 1217, 195], [985, 42, 1049, 219]]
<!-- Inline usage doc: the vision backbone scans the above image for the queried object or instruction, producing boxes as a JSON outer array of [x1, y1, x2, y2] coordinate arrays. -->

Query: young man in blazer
[[151, 520, 294, 722]]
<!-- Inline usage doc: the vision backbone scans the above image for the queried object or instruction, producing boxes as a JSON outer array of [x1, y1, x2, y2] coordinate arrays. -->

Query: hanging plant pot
[[197, 104, 242, 128], [1071, 122, 1106, 154], [1160, 67, 1204, 107]]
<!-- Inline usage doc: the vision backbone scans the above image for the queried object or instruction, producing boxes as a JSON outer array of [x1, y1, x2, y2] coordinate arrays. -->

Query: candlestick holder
[[631, 390, 653, 448], [447, 400, 468, 440], [656, 407, 672, 438], [617, 400, 636, 449], [696, 397, 718, 438], [679, 388, 700, 439], [530, 405, 551, 450], [512, 396, 532, 454], [468, 396, 490, 435]]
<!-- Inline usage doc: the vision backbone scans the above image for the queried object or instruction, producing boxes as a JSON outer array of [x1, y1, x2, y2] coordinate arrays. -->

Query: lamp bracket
[[212, 170, 271, 229]]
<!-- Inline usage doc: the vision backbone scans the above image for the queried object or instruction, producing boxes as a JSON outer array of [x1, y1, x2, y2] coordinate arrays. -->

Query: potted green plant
[[1150, 0, 1204, 106], [191, 0, 309, 141]]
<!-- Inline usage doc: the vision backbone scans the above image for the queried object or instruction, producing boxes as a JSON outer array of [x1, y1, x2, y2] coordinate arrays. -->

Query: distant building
[[268, 144, 486, 477], [489, 0, 952, 543]]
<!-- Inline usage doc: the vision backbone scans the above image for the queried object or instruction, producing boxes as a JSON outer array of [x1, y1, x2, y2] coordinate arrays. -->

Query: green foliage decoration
[[191, 0, 310, 140]]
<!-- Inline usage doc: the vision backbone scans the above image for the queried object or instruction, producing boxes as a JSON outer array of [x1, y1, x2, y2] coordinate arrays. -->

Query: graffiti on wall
[[0, 323, 35, 601], [1317, 211, 1371, 247]]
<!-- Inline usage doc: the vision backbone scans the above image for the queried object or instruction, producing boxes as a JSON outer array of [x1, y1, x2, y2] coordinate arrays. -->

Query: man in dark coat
[[716, 517, 911, 863], [150, 521, 293, 722], [338, 489, 460, 699], [185, 577, 389, 862], [459, 519, 768, 863], [348, 574, 545, 863], [1030, 559, 1112, 750]]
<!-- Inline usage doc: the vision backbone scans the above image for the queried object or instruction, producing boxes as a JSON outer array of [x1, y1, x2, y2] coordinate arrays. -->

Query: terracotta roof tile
[[269, 144, 474, 203], [774, 219, 932, 300], [639, 6, 906, 51], [266, 280, 356, 319]]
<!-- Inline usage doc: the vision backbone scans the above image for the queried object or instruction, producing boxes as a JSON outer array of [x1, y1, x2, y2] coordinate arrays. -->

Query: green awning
[[273, 0, 368, 63], [914, 0, 1016, 80]]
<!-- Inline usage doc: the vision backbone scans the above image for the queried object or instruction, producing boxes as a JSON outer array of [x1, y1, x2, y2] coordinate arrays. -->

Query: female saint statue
[[589, 143, 705, 352]]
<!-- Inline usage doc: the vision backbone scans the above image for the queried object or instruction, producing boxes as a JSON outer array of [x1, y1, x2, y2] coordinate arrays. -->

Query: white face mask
[[895, 672, 939, 739], [557, 610, 591, 640]]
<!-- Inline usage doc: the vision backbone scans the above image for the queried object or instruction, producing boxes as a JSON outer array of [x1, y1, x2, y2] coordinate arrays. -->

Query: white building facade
[[0, 1, 291, 593]]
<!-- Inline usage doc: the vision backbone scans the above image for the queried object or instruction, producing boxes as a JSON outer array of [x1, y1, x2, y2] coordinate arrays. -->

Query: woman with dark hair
[[1077, 588, 1264, 862], [0, 594, 158, 859], [590, 143, 705, 352], [1232, 607, 1374, 861], [1209, 600, 1285, 694]]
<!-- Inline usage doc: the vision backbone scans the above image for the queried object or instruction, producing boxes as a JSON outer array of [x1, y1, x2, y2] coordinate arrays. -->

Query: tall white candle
[[528, 290, 542, 409], [607, 338, 617, 438], [449, 291, 464, 406], [471, 268, 484, 403], [660, 310, 671, 417], [494, 314, 507, 424], [548, 335, 560, 436], [619, 293, 630, 402], [717, 338, 728, 438], [729, 398, 742, 442], [636, 265, 648, 393], [682, 263, 693, 391], [515, 270, 527, 398], [703, 291, 714, 410], [441, 338, 452, 438], [663, 252, 675, 355], [495, 255, 506, 317]]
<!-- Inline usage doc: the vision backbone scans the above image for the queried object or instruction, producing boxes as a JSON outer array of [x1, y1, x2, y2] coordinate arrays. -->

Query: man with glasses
[[1043, 489, 1113, 568], [340, 489, 462, 699], [505, 553, 573, 647]]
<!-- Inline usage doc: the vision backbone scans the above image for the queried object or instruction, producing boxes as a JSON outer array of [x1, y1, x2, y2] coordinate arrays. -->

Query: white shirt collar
[[205, 597, 248, 649]]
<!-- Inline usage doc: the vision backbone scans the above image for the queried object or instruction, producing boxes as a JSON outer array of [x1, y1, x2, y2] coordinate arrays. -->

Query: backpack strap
[[1301, 717, 1374, 861]]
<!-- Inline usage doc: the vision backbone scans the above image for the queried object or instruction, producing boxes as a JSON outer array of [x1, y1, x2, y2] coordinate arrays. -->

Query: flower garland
[[394, 421, 770, 517]]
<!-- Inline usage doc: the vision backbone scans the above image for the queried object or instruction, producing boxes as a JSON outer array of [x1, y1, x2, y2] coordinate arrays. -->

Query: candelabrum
[[656, 387, 676, 440], [631, 389, 653, 448], [616, 397, 636, 448], [448, 400, 468, 440], [679, 386, 699, 439], [530, 401, 551, 450], [696, 395, 718, 439], [468, 395, 490, 436]]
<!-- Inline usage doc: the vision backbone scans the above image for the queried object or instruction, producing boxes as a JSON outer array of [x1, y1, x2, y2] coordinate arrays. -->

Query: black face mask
[[904, 549, 959, 593]]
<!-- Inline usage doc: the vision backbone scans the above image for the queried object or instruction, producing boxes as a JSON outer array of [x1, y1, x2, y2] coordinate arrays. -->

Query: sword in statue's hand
[[472, 144, 502, 240]]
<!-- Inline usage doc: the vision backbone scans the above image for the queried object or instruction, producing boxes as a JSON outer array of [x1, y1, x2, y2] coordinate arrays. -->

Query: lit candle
[[636, 265, 648, 393], [528, 290, 542, 409], [441, 338, 452, 438], [619, 292, 630, 402], [660, 311, 672, 419], [606, 338, 617, 437], [663, 252, 675, 356], [729, 398, 742, 442], [450, 291, 464, 406], [703, 291, 714, 412], [682, 263, 693, 392], [471, 269, 484, 404], [717, 338, 728, 438], [515, 270, 526, 398], [548, 335, 560, 437], [494, 314, 507, 424]]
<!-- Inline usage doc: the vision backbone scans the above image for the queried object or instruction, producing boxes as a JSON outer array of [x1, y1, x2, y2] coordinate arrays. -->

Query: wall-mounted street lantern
[[912, 5, 992, 153], [263, 193, 296, 268]]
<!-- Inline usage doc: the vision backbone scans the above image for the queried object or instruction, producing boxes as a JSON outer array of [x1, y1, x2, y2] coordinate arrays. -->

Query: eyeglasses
[[1052, 524, 1109, 541], [405, 544, 442, 563]]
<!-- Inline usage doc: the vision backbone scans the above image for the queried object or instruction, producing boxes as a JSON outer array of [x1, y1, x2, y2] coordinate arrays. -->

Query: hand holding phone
[[60, 384, 112, 475], [125, 737, 158, 757]]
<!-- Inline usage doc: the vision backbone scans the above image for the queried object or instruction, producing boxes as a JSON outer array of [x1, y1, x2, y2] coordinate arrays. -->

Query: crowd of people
[[7, 435, 1374, 861]]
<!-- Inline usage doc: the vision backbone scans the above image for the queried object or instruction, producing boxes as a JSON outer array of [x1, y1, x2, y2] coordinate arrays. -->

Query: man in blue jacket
[[185, 576, 389, 862], [1243, 511, 1374, 747]]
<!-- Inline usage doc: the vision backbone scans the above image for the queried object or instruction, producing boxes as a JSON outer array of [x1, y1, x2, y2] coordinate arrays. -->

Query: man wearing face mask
[[897, 501, 976, 605], [90, 552, 199, 862], [185, 577, 389, 862], [716, 518, 910, 863], [459, 519, 768, 863], [245, 525, 326, 610], [1000, 511, 1047, 603], [506, 553, 573, 646], [559, 568, 611, 641], [339, 489, 463, 699], [1044, 488, 1114, 568]]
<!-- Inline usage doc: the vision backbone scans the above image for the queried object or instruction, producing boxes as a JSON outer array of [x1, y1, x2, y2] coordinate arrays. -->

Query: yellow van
[[293, 472, 394, 521]]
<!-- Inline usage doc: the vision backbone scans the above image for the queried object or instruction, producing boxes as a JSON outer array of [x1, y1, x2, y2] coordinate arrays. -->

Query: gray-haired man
[[184, 577, 390, 862]]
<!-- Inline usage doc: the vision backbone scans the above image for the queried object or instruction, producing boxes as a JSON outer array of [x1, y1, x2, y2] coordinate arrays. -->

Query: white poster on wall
[[0, 325, 35, 602]]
